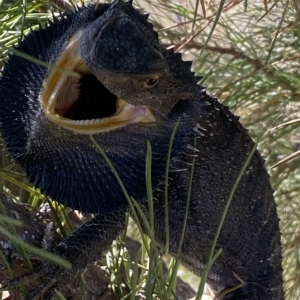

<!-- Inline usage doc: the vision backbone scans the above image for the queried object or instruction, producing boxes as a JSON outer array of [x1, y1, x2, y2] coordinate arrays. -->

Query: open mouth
[[40, 31, 156, 134]]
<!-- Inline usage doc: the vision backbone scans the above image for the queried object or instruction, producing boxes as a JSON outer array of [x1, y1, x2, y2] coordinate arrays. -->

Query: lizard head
[[41, 0, 198, 134], [79, 0, 197, 116]]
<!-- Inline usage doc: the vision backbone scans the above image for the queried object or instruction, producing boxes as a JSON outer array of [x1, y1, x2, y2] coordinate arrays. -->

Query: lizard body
[[0, 0, 283, 299]]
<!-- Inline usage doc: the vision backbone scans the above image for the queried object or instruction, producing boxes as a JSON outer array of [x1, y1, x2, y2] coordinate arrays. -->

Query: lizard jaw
[[40, 31, 156, 134]]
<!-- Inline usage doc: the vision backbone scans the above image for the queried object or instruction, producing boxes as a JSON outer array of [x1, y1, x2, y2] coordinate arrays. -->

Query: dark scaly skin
[[0, 0, 283, 299], [147, 93, 283, 299]]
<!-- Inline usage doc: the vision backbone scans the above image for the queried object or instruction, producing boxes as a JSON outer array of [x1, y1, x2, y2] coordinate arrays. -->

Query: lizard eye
[[142, 78, 159, 89]]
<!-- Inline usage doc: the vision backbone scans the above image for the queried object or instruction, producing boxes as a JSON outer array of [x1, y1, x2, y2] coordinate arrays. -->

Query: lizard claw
[[23, 267, 70, 300], [3, 211, 125, 299], [7, 263, 48, 288], [5, 257, 74, 300], [5, 251, 113, 300]]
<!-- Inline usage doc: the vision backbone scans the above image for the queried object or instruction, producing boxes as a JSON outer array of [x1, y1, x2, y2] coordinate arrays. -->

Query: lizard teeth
[[75, 120, 98, 125], [43, 100, 156, 134]]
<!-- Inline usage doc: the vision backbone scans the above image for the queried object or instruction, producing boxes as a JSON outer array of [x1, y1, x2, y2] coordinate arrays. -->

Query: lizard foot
[[5, 253, 114, 300], [3, 211, 126, 300], [5, 245, 77, 300]]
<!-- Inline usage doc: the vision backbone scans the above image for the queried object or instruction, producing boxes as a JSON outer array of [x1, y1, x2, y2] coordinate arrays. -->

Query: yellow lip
[[40, 30, 156, 134]]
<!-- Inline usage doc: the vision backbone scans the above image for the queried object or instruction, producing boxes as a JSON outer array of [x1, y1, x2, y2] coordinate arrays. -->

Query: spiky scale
[[141, 13, 149, 20], [195, 75, 203, 82], [187, 143, 200, 152], [184, 60, 193, 69], [196, 122, 207, 131]]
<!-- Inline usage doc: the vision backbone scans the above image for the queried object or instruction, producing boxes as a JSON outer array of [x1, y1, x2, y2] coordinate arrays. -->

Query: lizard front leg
[[5, 210, 126, 300]]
